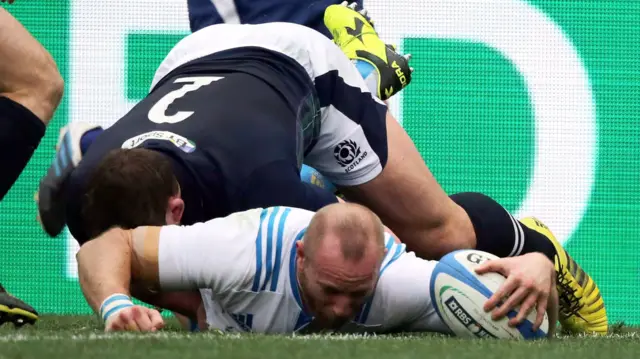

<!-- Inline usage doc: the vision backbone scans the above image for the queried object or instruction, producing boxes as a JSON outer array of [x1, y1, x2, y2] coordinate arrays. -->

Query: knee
[[396, 199, 476, 259], [35, 58, 64, 124], [427, 204, 477, 258], [17, 53, 64, 125]]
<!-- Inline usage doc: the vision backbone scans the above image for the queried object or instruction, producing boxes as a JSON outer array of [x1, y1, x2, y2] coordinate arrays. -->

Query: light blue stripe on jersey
[[269, 207, 291, 291], [380, 238, 405, 276], [289, 228, 307, 311], [294, 311, 313, 332], [261, 207, 281, 291], [355, 299, 373, 324], [252, 209, 270, 292], [355, 236, 405, 324], [383, 235, 395, 252]]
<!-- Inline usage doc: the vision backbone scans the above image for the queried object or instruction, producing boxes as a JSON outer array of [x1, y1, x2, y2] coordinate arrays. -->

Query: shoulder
[[256, 207, 314, 245]]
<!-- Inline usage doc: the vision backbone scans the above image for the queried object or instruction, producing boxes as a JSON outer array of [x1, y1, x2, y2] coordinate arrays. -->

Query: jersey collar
[[289, 228, 312, 319]]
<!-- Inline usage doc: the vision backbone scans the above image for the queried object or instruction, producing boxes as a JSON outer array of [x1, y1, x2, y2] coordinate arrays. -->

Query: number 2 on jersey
[[148, 76, 223, 124]]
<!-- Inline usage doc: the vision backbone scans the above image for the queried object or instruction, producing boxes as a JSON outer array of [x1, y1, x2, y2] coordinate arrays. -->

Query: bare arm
[[76, 227, 136, 313], [76, 226, 163, 314], [0, 7, 63, 124], [77, 225, 206, 332], [78, 214, 258, 313]]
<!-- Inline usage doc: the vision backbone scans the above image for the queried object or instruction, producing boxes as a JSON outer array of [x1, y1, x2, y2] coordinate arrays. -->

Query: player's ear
[[296, 241, 306, 269], [296, 241, 305, 259], [166, 196, 185, 225]]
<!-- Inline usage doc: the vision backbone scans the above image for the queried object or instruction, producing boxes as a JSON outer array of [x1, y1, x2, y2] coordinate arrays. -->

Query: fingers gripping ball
[[429, 250, 549, 339]]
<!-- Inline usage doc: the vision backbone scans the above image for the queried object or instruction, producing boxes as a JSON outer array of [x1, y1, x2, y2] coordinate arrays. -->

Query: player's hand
[[104, 305, 165, 332], [474, 252, 555, 331]]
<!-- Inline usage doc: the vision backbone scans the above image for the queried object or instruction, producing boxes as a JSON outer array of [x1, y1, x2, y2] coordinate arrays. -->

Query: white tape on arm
[[99, 293, 134, 323]]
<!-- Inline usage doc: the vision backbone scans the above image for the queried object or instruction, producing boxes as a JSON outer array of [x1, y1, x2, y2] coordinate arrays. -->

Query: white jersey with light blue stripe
[[157, 206, 449, 334]]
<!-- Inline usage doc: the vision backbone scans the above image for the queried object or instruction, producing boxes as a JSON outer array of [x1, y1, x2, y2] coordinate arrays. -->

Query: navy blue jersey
[[187, 0, 362, 37], [66, 48, 334, 243], [67, 23, 387, 244]]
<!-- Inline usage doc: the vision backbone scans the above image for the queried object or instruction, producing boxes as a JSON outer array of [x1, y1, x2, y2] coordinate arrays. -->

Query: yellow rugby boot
[[520, 217, 608, 335], [324, 2, 412, 100], [0, 283, 38, 328]]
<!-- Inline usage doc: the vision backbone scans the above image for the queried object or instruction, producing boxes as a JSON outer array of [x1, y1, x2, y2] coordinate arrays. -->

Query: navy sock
[[450, 192, 556, 260], [80, 127, 104, 155], [0, 96, 46, 201]]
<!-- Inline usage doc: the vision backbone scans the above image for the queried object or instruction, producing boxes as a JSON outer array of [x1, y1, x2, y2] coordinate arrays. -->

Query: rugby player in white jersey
[[77, 203, 558, 336]]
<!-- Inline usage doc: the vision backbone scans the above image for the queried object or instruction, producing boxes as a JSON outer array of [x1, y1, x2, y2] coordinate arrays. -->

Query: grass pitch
[[0, 316, 638, 359]]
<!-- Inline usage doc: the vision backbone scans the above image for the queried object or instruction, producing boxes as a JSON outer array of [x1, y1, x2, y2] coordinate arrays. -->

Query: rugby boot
[[324, 1, 413, 101], [37, 122, 102, 237], [520, 217, 608, 335], [0, 283, 38, 328]]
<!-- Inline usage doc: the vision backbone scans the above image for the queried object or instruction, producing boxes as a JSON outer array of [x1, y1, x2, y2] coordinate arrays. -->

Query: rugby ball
[[429, 250, 548, 339]]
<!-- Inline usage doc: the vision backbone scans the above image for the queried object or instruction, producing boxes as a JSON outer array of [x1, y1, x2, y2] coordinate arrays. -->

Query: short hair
[[305, 203, 385, 262], [81, 148, 179, 240]]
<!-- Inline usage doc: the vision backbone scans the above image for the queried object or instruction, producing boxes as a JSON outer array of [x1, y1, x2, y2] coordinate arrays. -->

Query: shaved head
[[296, 203, 387, 330], [304, 203, 386, 262]]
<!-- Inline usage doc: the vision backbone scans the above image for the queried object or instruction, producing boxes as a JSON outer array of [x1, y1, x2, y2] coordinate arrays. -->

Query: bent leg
[[338, 112, 475, 259]]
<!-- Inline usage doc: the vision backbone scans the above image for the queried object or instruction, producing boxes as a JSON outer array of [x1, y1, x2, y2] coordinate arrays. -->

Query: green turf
[[0, 316, 638, 359]]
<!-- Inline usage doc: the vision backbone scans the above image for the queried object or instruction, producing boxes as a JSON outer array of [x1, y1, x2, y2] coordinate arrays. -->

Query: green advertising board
[[1, 0, 638, 325]]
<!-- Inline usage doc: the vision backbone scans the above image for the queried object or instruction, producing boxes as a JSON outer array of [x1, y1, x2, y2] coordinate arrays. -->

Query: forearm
[[76, 228, 134, 314], [0, 8, 63, 122]]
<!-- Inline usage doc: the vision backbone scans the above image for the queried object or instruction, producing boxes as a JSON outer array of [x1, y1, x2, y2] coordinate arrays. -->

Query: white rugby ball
[[429, 250, 548, 339]]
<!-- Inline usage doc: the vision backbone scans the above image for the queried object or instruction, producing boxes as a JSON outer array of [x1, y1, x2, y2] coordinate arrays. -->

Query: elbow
[[76, 226, 133, 287], [77, 227, 132, 264]]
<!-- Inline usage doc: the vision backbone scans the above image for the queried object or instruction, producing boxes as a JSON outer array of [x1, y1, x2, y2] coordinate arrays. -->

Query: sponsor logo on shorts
[[121, 131, 196, 153], [445, 296, 497, 339], [334, 140, 368, 173]]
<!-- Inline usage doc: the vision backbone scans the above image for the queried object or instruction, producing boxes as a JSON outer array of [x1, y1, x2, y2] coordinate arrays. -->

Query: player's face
[[298, 244, 380, 330]]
